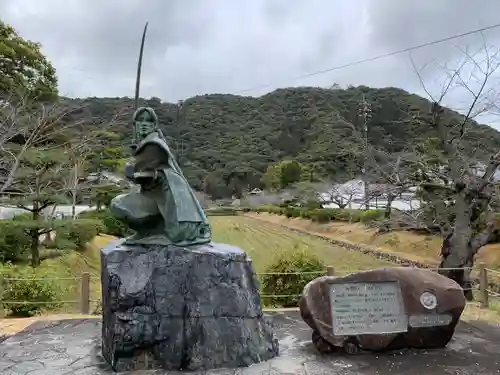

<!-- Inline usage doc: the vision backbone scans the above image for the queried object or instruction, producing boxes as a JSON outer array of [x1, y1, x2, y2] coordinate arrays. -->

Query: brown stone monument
[[299, 267, 466, 354]]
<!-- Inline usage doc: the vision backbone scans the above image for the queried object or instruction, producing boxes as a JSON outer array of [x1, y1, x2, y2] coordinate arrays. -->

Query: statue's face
[[135, 111, 156, 140]]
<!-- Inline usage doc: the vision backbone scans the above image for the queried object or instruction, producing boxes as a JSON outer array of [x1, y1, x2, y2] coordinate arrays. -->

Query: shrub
[[284, 207, 302, 218], [303, 200, 322, 210], [256, 205, 383, 225], [0, 264, 67, 317], [101, 210, 133, 237], [257, 205, 283, 215], [384, 234, 400, 247], [260, 247, 326, 307], [78, 210, 106, 220], [360, 209, 384, 224], [56, 218, 104, 249], [79, 209, 132, 237], [333, 209, 361, 222], [300, 209, 312, 219], [0, 221, 30, 262], [206, 207, 239, 216], [309, 209, 333, 223]]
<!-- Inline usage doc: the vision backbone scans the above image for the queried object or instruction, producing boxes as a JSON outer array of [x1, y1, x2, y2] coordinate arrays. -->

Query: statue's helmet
[[133, 106, 159, 141]]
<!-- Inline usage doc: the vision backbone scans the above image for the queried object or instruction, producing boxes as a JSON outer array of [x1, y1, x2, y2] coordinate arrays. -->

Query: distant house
[[469, 162, 500, 181]]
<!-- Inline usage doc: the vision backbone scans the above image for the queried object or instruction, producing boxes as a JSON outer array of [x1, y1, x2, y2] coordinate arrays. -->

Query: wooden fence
[[0, 265, 497, 316]]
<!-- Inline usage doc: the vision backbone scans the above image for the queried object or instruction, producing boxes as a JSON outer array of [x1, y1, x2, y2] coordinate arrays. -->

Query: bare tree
[[0, 98, 110, 266], [62, 139, 97, 219], [366, 151, 416, 223], [0, 96, 85, 195], [337, 111, 417, 223], [408, 40, 500, 298], [321, 180, 363, 209]]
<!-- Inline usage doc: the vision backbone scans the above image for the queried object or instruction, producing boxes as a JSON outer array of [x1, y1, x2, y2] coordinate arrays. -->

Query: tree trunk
[[384, 194, 395, 220], [30, 229, 40, 267], [438, 234, 474, 300], [72, 192, 77, 219], [30, 204, 41, 268], [437, 192, 474, 300]]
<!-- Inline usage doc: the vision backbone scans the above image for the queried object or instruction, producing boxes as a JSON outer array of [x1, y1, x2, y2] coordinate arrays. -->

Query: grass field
[[210, 216, 393, 274]]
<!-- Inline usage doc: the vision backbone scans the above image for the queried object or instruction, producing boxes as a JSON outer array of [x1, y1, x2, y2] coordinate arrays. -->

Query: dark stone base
[[100, 239, 279, 372]]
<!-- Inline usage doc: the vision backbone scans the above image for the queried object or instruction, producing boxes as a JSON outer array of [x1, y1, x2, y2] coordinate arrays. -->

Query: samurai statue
[[109, 106, 211, 246], [109, 23, 210, 247]]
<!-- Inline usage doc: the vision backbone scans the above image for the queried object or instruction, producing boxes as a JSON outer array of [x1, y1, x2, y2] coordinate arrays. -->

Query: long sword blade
[[134, 22, 149, 110]]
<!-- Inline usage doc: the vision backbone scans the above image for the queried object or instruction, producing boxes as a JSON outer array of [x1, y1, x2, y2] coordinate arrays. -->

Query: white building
[[0, 205, 96, 220]]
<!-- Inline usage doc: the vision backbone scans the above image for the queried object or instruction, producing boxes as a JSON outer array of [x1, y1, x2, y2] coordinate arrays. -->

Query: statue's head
[[133, 106, 159, 142]]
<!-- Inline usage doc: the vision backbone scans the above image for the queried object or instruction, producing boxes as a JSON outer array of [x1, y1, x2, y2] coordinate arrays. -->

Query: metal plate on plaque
[[409, 314, 452, 328], [329, 281, 408, 336]]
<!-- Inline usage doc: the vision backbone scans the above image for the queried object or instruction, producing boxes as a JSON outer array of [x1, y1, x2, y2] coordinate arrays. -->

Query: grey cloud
[[366, 0, 500, 77], [2, 0, 210, 76], [2, 0, 500, 109], [367, 0, 500, 52]]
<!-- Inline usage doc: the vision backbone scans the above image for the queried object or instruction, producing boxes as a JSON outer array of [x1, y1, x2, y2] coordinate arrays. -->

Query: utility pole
[[175, 100, 184, 166], [357, 94, 372, 210]]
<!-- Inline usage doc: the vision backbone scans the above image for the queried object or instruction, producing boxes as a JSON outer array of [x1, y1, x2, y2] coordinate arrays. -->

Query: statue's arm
[[124, 162, 138, 182], [130, 143, 169, 186]]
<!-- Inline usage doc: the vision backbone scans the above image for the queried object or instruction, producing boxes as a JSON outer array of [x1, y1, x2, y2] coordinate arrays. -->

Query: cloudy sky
[[3, 0, 500, 114]]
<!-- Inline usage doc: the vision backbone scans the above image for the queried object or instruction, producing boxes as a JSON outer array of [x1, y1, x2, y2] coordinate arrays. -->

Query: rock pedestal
[[100, 239, 279, 372]]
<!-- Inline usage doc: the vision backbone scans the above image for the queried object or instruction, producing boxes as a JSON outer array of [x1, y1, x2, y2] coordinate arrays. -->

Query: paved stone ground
[[0, 311, 499, 375]]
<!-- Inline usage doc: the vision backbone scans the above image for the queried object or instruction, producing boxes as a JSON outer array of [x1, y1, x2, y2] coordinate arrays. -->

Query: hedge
[[206, 207, 240, 216], [248, 205, 384, 224]]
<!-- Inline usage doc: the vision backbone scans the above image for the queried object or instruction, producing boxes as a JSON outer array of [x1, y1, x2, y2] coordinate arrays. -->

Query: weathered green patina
[[110, 107, 211, 246]]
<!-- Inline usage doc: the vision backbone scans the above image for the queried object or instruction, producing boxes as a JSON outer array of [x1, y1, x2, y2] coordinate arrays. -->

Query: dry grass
[[461, 301, 500, 326], [30, 234, 116, 314], [246, 213, 500, 270]]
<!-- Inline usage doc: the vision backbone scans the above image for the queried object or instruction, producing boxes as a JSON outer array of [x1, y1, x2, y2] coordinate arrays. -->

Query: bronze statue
[[110, 107, 211, 246], [109, 22, 210, 246]]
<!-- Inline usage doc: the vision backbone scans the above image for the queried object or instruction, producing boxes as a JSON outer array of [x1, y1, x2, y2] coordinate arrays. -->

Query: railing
[[0, 265, 498, 316], [477, 264, 500, 309], [0, 272, 98, 316]]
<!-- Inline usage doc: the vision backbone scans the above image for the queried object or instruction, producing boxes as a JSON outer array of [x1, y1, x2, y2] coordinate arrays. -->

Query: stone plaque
[[409, 314, 452, 328], [329, 281, 408, 336]]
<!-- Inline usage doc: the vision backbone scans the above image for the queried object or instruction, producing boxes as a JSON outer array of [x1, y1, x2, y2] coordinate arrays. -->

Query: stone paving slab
[[0, 312, 499, 375]]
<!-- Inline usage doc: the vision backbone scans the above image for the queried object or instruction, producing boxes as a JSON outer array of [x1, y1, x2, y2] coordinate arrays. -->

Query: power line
[[231, 22, 500, 95], [48, 21, 500, 98]]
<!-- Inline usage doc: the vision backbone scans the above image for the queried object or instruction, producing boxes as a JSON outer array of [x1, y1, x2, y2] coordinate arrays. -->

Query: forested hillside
[[61, 85, 500, 198]]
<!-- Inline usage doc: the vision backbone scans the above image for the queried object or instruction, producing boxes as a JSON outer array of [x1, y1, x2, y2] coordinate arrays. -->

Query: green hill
[[60, 85, 500, 197]]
